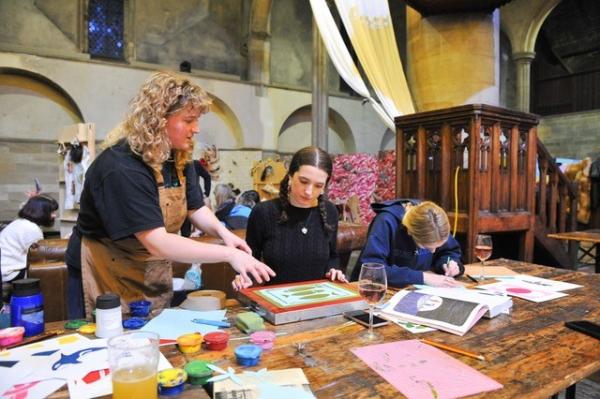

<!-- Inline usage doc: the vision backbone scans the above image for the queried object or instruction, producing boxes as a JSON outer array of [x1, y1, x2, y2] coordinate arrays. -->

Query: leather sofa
[[27, 223, 368, 322]]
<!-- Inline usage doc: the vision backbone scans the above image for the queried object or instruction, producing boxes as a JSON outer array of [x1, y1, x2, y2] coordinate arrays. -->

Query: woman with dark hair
[[232, 146, 346, 290], [0, 195, 58, 282]]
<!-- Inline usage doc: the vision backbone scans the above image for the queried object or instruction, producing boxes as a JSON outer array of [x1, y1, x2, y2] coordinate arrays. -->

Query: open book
[[380, 290, 489, 336], [413, 286, 513, 318]]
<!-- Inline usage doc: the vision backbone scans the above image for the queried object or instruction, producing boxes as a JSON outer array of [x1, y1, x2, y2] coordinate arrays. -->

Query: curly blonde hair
[[402, 201, 450, 246], [103, 71, 212, 171]]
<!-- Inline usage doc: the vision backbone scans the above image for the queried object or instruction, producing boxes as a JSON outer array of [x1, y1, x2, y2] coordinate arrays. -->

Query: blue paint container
[[234, 344, 262, 367], [122, 317, 147, 330], [10, 278, 44, 337], [128, 300, 151, 317]]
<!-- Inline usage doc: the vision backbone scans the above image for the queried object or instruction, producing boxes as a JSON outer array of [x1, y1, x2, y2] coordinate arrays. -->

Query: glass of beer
[[358, 262, 387, 341], [108, 331, 159, 399]]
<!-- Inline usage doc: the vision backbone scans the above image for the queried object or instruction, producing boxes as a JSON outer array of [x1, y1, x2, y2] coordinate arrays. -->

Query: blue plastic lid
[[235, 344, 262, 360], [122, 317, 147, 329]]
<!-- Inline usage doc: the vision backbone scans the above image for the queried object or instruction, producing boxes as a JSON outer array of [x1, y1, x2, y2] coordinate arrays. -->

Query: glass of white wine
[[358, 263, 387, 341], [475, 234, 493, 280]]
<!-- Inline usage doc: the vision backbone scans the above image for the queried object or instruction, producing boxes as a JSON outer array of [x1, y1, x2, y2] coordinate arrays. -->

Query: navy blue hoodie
[[352, 199, 464, 286]]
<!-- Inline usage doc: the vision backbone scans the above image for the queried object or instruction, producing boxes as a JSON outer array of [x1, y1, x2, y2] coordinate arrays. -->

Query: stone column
[[312, 17, 328, 150], [513, 51, 535, 112], [247, 31, 270, 84], [406, 8, 500, 111]]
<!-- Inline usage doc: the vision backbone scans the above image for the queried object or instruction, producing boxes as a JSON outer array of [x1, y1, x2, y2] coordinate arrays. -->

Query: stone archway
[[277, 105, 356, 154], [198, 95, 244, 149]]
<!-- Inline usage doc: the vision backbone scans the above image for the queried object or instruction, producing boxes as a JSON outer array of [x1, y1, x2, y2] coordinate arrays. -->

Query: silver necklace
[[300, 208, 315, 235]]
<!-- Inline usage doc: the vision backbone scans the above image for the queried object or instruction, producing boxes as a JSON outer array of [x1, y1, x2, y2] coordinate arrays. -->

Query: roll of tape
[[180, 290, 226, 311]]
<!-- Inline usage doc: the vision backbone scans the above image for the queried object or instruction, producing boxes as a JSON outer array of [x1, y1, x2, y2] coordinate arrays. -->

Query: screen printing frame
[[237, 280, 368, 325]]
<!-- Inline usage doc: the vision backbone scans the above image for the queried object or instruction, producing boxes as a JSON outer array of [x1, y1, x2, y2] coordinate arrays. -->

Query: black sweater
[[246, 198, 339, 284]]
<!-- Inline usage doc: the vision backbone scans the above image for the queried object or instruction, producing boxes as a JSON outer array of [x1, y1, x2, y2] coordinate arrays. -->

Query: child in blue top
[[353, 199, 463, 287]]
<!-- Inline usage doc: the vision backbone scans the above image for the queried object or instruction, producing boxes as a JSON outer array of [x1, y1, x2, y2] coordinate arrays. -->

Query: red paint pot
[[203, 331, 229, 351]]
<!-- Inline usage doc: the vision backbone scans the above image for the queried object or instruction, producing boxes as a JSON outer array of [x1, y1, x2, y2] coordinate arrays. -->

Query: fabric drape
[[335, 0, 415, 117], [309, 0, 395, 129]]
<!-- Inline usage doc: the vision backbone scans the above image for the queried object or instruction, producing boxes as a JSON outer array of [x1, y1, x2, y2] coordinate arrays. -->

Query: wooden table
[[548, 229, 600, 272], [46, 259, 600, 398]]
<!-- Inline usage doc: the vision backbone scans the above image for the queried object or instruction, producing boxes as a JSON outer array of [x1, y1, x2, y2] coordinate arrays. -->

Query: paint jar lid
[[158, 367, 187, 387], [204, 331, 229, 345], [184, 360, 213, 385], [64, 320, 89, 330], [122, 317, 147, 329], [11, 278, 41, 297], [234, 344, 262, 360], [249, 330, 275, 344], [96, 293, 120, 309]]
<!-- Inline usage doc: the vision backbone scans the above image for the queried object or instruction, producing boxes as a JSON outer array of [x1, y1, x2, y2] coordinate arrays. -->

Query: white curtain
[[309, 0, 395, 129], [335, 0, 415, 117]]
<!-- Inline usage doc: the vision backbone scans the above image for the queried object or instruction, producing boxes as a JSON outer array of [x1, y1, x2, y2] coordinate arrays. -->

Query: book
[[413, 286, 513, 318], [380, 290, 488, 336]]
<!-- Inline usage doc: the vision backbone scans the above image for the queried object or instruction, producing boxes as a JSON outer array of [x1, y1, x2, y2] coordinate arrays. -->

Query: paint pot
[[64, 319, 89, 330], [184, 360, 213, 385], [177, 332, 203, 354], [0, 326, 25, 347], [157, 368, 187, 396], [249, 330, 276, 350], [234, 344, 262, 367], [122, 317, 147, 330], [95, 293, 123, 339], [10, 278, 44, 337], [78, 323, 96, 334], [128, 300, 151, 317], [203, 331, 229, 351]]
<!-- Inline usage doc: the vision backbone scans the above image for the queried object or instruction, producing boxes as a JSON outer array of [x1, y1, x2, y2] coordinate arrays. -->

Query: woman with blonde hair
[[66, 71, 274, 317], [353, 200, 463, 287]]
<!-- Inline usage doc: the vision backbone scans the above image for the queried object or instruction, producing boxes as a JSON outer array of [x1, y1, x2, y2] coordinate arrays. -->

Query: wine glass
[[475, 234, 493, 280], [358, 263, 387, 341]]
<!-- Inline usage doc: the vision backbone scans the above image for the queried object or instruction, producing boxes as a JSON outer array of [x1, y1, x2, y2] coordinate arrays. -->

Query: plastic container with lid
[[10, 278, 44, 337], [158, 368, 187, 396], [249, 330, 276, 350], [177, 332, 203, 354], [128, 300, 151, 317], [0, 326, 25, 347], [184, 360, 213, 385], [203, 331, 229, 351], [234, 344, 262, 367], [95, 293, 123, 338]]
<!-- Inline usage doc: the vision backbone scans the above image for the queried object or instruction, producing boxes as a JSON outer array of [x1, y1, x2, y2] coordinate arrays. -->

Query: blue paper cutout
[[51, 347, 105, 370], [0, 360, 19, 368], [32, 349, 59, 356]]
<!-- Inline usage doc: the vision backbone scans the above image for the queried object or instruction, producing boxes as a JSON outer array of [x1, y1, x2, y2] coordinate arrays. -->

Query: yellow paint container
[[177, 332, 203, 354]]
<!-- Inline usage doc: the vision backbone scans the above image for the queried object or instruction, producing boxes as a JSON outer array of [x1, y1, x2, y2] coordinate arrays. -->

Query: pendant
[[301, 227, 308, 234]]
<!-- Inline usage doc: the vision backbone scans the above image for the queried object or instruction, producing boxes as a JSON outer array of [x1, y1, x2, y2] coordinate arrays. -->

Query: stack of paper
[[477, 274, 581, 303]]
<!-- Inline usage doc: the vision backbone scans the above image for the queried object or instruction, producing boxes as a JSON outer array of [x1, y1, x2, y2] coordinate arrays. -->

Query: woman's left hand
[[221, 230, 252, 255], [325, 268, 348, 283]]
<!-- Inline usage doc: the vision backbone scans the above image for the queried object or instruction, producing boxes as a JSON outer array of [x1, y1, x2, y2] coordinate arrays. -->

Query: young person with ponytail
[[232, 146, 346, 290], [352, 200, 463, 287]]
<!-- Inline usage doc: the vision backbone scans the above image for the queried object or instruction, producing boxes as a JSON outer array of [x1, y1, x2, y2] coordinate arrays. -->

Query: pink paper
[[351, 340, 502, 399]]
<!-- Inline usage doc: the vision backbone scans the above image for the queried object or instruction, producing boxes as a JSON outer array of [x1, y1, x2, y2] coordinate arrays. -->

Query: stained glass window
[[88, 0, 124, 60]]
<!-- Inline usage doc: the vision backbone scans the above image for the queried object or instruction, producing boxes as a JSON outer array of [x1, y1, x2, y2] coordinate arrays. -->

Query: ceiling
[[402, 0, 513, 16]]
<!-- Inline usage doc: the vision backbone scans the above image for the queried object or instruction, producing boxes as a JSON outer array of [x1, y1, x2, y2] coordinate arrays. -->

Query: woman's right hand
[[229, 249, 275, 289], [423, 272, 460, 287]]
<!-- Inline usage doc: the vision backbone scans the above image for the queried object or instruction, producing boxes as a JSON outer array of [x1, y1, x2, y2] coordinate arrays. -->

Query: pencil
[[420, 338, 486, 361], [0, 330, 65, 351], [466, 274, 480, 284]]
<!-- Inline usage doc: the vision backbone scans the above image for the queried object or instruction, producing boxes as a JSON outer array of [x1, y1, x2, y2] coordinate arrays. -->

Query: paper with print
[[478, 280, 568, 302], [351, 340, 502, 399], [141, 308, 226, 339], [494, 274, 582, 292]]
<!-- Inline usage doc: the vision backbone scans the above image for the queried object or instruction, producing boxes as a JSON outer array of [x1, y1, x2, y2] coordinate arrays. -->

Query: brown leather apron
[[81, 165, 187, 318]]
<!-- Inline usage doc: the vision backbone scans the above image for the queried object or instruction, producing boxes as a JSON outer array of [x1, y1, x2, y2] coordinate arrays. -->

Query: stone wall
[[538, 110, 600, 160]]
